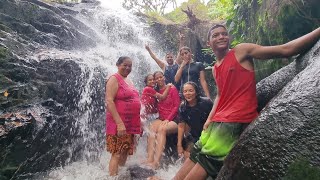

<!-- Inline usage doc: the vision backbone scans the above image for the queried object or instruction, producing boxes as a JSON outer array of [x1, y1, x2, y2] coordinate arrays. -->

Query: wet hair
[[207, 24, 227, 41], [153, 71, 164, 77], [179, 46, 192, 55], [116, 56, 131, 66], [165, 52, 174, 56], [153, 71, 164, 91], [183, 81, 201, 102], [144, 74, 153, 86]]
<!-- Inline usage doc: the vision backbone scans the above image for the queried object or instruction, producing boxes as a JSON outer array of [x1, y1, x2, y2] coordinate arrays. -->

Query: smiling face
[[145, 74, 155, 87], [165, 53, 174, 65], [117, 58, 132, 77], [207, 26, 230, 52], [183, 83, 197, 104], [154, 71, 165, 88]]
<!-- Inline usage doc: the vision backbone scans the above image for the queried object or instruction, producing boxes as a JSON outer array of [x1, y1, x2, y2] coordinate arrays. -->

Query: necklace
[[187, 62, 191, 82]]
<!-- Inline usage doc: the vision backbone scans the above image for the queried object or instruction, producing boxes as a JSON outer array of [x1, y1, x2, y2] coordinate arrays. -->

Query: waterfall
[[7, 1, 181, 179]]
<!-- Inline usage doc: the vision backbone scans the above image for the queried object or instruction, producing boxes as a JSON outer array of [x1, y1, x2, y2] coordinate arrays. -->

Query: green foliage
[[122, 0, 177, 15], [0, 46, 8, 60], [146, 11, 175, 24], [207, 0, 234, 20], [283, 159, 320, 180], [201, 48, 216, 67], [277, 2, 319, 41], [164, 5, 188, 23], [165, 0, 210, 23], [227, 0, 320, 45], [254, 58, 289, 82]]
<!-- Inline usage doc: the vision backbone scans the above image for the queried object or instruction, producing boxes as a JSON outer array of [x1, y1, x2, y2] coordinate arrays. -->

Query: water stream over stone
[[1, 0, 179, 180], [17, 2, 181, 180]]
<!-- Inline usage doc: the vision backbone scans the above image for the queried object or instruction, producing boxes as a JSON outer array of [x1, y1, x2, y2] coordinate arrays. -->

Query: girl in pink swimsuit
[[105, 56, 141, 176]]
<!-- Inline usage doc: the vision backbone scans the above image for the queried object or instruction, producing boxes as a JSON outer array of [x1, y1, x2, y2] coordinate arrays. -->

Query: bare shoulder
[[234, 43, 261, 54], [234, 43, 276, 61], [234, 43, 253, 62], [106, 75, 118, 86]]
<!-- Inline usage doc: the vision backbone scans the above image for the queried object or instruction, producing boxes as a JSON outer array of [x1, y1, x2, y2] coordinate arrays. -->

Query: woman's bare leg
[[145, 120, 162, 164], [109, 153, 121, 176], [119, 149, 129, 166], [150, 121, 178, 169]]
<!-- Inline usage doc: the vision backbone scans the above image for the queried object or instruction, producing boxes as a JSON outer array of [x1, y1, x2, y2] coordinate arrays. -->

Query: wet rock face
[[217, 41, 320, 179], [0, 58, 106, 179], [0, 58, 83, 110], [0, 0, 96, 51]]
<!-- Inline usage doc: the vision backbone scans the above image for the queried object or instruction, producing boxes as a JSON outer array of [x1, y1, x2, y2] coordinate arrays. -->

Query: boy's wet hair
[[116, 56, 130, 66], [166, 52, 173, 56], [207, 24, 227, 41]]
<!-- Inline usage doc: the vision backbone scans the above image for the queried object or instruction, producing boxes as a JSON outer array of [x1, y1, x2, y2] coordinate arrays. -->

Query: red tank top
[[212, 49, 258, 123], [106, 73, 141, 135]]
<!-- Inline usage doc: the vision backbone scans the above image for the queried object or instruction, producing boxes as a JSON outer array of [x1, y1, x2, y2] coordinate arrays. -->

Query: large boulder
[[217, 41, 320, 179]]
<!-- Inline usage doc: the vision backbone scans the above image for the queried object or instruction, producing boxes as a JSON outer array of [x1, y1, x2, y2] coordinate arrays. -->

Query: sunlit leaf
[[4, 90, 9, 97]]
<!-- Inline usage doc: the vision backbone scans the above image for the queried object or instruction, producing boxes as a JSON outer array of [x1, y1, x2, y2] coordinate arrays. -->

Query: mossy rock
[[0, 46, 8, 60], [283, 159, 320, 180]]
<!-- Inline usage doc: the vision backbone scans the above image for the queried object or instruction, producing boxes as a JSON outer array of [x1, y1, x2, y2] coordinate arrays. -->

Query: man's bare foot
[[147, 176, 162, 180], [142, 159, 153, 165], [147, 161, 160, 170]]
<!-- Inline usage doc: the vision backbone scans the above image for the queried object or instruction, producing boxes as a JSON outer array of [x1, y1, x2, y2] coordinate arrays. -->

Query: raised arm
[[105, 76, 126, 135], [145, 44, 166, 70], [175, 32, 186, 65], [174, 60, 187, 83], [154, 83, 172, 101], [235, 27, 320, 60], [199, 70, 210, 99]]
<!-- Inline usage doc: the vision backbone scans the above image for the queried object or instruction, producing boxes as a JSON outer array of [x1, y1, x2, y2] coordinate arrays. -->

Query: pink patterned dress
[[106, 73, 141, 135]]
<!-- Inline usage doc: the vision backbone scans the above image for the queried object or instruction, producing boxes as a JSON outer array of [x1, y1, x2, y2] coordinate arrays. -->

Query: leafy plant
[[283, 158, 320, 180], [165, 0, 210, 23], [122, 0, 177, 15], [207, 0, 234, 20]]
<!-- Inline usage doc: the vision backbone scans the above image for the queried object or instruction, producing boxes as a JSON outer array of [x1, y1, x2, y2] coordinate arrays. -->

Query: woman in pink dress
[[105, 56, 141, 176], [144, 71, 180, 169]]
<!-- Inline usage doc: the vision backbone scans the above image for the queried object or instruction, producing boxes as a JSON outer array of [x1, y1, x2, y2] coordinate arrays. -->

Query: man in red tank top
[[173, 25, 320, 180]]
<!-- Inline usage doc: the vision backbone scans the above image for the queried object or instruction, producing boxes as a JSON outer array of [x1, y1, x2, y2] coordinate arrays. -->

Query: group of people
[[105, 24, 320, 179]]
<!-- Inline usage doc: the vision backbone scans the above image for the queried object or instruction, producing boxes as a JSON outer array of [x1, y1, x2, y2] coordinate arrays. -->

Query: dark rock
[[0, 111, 35, 137], [216, 41, 320, 179], [128, 164, 156, 179]]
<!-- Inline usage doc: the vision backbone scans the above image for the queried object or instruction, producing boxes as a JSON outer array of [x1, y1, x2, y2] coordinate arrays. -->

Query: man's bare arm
[[236, 27, 320, 60], [145, 44, 165, 70]]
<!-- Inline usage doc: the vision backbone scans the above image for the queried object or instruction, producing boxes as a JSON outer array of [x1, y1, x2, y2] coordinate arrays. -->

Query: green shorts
[[189, 122, 248, 178]]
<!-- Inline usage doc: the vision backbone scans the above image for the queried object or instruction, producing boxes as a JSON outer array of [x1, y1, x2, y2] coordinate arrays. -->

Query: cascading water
[[18, 2, 182, 180]]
